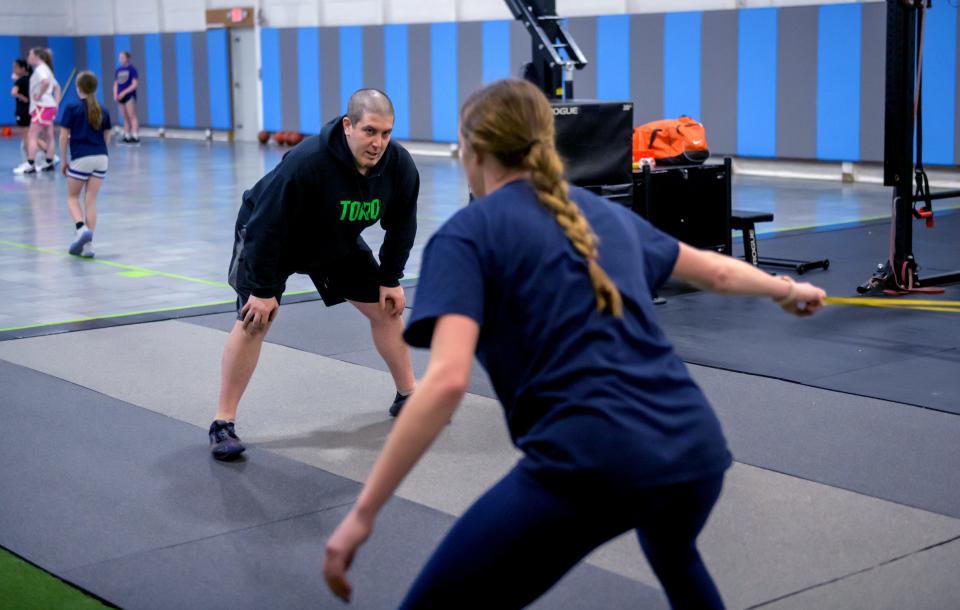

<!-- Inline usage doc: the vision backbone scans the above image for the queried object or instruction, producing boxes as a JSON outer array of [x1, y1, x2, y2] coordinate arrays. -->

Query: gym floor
[[2, 137, 960, 609]]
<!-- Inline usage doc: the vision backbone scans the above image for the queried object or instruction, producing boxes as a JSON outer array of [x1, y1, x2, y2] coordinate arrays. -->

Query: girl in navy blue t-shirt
[[113, 51, 139, 144], [324, 79, 827, 608], [59, 71, 111, 257]]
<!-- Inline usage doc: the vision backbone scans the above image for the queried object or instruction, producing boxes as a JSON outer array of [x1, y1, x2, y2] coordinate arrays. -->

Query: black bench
[[731, 209, 829, 275]]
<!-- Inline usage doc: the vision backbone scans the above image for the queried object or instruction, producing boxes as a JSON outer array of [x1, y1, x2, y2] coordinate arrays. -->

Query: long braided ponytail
[[460, 79, 623, 316], [524, 140, 622, 316]]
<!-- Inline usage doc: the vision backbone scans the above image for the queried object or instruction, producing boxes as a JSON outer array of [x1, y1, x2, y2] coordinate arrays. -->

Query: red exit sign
[[206, 7, 255, 28]]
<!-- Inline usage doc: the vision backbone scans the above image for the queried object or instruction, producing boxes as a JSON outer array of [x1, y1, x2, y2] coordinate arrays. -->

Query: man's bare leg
[[214, 319, 271, 422], [350, 300, 416, 393]]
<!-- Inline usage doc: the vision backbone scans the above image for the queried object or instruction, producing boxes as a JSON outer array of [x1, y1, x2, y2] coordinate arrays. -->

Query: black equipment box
[[632, 159, 732, 255], [551, 99, 633, 190]]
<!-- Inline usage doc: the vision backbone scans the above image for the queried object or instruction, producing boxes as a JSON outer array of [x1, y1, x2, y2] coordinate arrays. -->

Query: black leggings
[[400, 466, 725, 609]]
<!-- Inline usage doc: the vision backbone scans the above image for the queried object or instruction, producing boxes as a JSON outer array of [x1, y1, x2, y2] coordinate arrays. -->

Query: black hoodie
[[234, 115, 419, 298]]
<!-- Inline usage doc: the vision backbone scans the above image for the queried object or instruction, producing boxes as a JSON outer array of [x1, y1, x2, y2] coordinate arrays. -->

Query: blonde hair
[[76, 71, 103, 131], [460, 79, 623, 316]]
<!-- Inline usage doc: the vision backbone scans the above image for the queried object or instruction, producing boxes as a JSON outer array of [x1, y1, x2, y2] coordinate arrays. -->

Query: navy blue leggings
[[400, 466, 725, 609]]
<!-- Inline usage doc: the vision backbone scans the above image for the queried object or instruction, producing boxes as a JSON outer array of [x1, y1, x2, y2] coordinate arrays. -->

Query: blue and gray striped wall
[[261, 1, 959, 165], [261, 21, 535, 143], [3, 2, 958, 164], [0, 31, 230, 130]]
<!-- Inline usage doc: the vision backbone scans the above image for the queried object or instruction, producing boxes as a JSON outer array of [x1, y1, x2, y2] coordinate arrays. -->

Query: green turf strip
[[0, 547, 109, 609]]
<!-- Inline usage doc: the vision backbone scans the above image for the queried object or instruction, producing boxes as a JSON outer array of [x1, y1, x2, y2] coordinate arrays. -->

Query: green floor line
[[0, 275, 418, 333], [117, 270, 157, 278], [0, 547, 109, 610], [0, 239, 230, 288], [0, 291, 316, 333], [0, 299, 238, 332]]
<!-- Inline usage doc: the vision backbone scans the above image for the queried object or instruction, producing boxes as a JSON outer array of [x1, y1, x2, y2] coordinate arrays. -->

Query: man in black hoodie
[[209, 89, 419, 461]]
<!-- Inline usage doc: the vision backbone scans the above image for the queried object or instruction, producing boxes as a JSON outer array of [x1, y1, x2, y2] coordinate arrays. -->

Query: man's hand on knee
[[241, 295, 279, 331], [379, 285, 405, 317]]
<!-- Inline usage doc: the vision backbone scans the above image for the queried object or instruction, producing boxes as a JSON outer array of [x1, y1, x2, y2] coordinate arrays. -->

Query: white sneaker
[[68, 228, 93, 256], [80, 241, 95, 258], [40, 154, 57, 172], [13, 161, 36, 175]]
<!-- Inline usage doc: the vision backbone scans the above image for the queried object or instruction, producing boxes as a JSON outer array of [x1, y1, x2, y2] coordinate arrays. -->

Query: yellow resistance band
[[825, 296, 960, 313], [57, 67, 77, 105]]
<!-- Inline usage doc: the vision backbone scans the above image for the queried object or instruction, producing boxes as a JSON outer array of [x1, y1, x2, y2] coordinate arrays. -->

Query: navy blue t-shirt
[[60, 102, 111, 159], [115, 64, 138, 100], [405, 180, 731, 490]]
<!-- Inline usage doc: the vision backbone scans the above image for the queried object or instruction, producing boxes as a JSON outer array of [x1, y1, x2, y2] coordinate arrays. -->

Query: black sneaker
[[388, 392, 410, 417], [209, 420, 245, 461]]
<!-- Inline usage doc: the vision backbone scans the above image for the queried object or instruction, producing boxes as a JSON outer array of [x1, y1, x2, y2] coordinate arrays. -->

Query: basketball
[[289, 132, 304, 146], [257, 130, 269, 144], [1, 127, 11, 138], [274, 131, 287, 145]]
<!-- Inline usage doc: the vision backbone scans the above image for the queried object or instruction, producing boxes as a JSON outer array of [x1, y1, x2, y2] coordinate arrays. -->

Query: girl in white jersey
[[14, 48, 59, 174]]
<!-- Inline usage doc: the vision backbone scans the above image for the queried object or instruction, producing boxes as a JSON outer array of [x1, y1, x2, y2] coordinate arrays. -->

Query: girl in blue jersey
[[324, 79, 826, 609], [113, 51, 139, 144], [59, 71, 112, 257]]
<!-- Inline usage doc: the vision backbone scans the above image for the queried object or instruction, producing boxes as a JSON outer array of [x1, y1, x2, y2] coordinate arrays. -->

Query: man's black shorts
[[229, 227, 382, 319]]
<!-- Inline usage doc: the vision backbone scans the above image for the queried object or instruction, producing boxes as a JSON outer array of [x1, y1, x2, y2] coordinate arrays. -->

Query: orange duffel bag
[[633, 116, 710, 166]]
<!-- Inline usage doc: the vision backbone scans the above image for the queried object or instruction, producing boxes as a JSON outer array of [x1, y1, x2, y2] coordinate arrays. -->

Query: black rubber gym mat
[[0, 359, 665, 609], [657, 213, 960, 413], [61, 502, 665, 610]]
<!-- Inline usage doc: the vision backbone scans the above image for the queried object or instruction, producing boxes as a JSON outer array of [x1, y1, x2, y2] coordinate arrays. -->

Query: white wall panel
[[558, 0, 627, 17], [0, 15, 72, 35], [160, 0, 203, 31], [458, 1, 512, 22], [72, 0, 115, 36], [383, 0, 455, 24], [162, 9, 205, 31], [627, 0, 732, 12], [320, 0, 379, 25], [8, 0, 887, 35], [763, 0, 867, 6], [0, 0, 71, 35], [120, 4, 163, 34], [263, 0, 321, 28]]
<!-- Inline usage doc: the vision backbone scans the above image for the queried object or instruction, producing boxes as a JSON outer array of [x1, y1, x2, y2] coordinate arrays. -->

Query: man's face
[[343, 112, 394, 173]]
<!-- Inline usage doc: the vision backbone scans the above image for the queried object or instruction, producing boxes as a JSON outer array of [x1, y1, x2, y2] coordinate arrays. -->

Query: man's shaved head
[[342, 89, 396, 174], [347, 89, 394, 124]]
